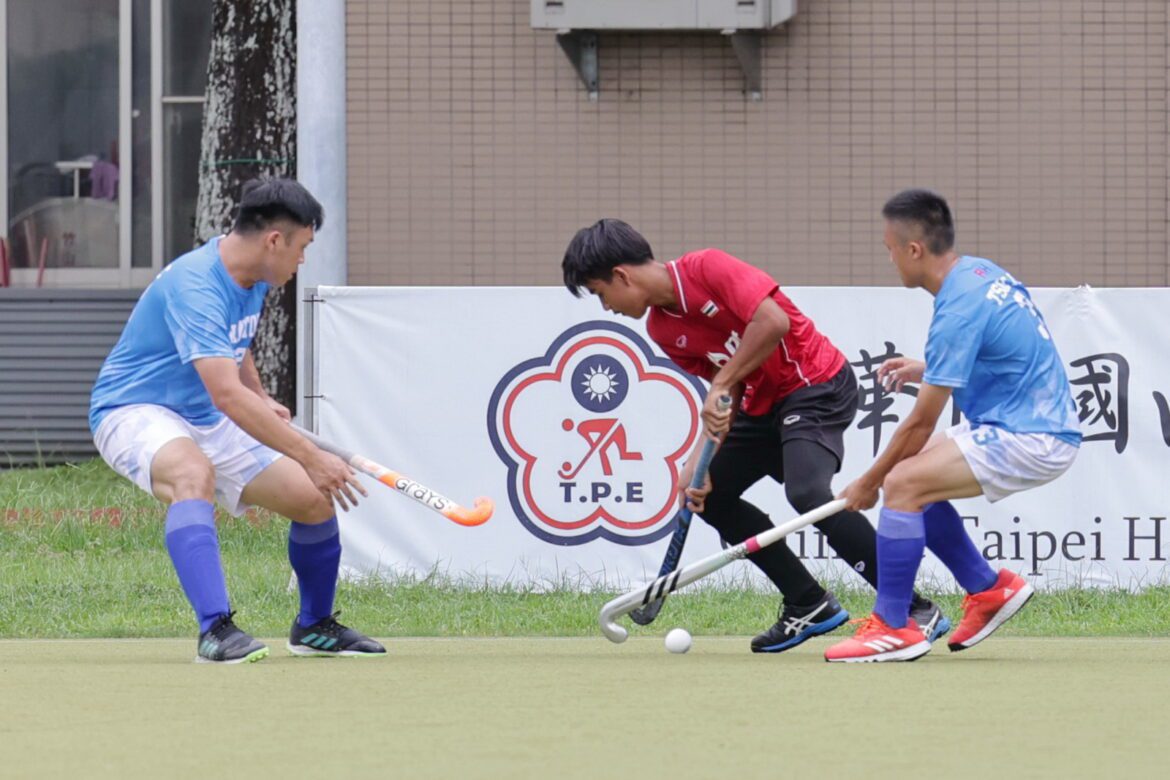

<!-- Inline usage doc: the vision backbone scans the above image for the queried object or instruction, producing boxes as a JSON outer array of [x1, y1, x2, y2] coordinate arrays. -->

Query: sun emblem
[[581, 364, 621, 403]]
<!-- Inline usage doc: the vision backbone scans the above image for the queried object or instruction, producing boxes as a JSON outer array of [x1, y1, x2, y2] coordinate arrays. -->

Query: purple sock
[[288, 517, 341, 628], [164, 499, 230, 633], [924, 501, 998, 594], [873, 508, 925, 629]]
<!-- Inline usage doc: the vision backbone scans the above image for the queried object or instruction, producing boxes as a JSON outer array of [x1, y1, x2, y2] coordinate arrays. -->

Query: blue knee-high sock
[[288, 517, 341, 628], [874, 508, 926, 629], [164, 499, 231, 633], [924, 501, 998, 594]]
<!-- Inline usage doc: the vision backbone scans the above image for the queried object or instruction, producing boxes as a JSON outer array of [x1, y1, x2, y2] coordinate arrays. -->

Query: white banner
[[311, 286, 1170, 591]]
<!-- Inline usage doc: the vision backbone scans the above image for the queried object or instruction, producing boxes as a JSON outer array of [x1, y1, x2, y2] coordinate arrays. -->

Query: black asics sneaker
[[751, 591, 850, 653], [196, 612, 269, 664], [287, 612, 387, 657], [909, 597, 952, 643]]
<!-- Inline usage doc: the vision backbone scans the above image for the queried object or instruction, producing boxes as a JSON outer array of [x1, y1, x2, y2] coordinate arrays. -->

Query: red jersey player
[[562, 219, 949, 652]]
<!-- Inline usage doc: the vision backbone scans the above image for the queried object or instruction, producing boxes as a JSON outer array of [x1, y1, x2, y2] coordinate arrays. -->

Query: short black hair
[[232, 177, 324, 234], [881, 189, 954, 254], [562, 219, 654, 297]]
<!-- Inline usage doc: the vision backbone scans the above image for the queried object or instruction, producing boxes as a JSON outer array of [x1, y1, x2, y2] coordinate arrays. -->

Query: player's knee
[[784, 481, 832, 514], [168, 467, 216, 502], [881, 465, 921, 510], [291, 493, 336, 525]]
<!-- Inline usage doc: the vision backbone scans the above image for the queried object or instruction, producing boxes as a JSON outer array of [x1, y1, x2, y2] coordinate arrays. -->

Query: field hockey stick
[[294, 425, 493, 527], [599, 498, 846, 643], [628, 394, 732, 626]]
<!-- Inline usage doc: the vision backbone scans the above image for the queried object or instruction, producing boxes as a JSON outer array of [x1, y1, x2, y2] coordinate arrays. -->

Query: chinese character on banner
[[852, 342, 916, 456], [1152, 392, 1170, 447], [1069, 353, 1129, 453]]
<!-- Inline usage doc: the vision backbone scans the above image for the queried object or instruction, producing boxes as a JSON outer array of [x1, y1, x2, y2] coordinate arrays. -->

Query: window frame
[[1, 0, 170, 289]]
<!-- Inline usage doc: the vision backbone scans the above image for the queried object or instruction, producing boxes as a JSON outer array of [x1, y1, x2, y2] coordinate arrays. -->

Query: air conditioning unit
[[531, 1, 798, 100], [531, 1, 796, 31]]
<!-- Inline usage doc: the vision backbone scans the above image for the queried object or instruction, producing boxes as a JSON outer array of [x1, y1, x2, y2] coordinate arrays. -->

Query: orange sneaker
[[824, 613, 931, 663], [947, 569, 1034, 652]]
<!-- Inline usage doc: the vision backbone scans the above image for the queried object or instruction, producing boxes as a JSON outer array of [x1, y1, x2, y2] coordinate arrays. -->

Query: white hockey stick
[[599, 499, 847, 643]]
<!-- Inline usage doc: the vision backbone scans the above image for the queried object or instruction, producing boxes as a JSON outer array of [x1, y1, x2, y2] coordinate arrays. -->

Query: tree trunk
[[194, 0, 298, 413]]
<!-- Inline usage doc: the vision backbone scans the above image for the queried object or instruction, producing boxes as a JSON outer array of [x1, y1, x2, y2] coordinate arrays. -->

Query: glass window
[[6, 0, 120, 270], [164, 0, 211, 97], [162, 0, 210, 263], [163, 101, 203, 262]]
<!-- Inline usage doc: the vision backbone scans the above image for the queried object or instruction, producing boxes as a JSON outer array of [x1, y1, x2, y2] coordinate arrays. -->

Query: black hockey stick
[[628, 395, 730, 625]]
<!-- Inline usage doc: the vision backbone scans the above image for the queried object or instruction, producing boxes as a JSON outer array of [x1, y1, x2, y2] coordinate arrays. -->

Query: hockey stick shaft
[[295, 425, 493, 527], [599, 498, 846, 643], [628, 395, 731, 625]]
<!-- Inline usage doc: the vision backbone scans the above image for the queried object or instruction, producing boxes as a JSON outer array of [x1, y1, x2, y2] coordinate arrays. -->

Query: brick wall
[[346, 0, 1168, 287]]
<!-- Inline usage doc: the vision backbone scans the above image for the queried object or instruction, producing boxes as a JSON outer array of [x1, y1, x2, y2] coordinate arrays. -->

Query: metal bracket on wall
[[723, 29, 763, 101], [553, 28, 765, 102], [556, 30, 599, 101]]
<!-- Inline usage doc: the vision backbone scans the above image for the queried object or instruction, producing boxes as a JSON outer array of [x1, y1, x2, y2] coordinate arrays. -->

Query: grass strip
[[4, 460, 1168, 638]]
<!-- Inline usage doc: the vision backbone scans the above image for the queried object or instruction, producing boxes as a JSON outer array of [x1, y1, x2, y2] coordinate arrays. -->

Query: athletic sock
[[873, 507, 925, 629], [924, 501, 998, 594], [164, 499, 231, 633], [288, 517, 341, 628]]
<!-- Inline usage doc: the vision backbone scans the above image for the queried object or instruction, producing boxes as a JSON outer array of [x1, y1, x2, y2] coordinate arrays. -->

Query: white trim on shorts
[[945, 420, 1078, 503], [93, 404, 282, 516]]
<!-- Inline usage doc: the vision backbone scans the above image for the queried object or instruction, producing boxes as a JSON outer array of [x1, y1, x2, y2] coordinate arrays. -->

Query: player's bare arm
[[704, 297, 790, 436], [877, 356, 926, 394], [193, 356, 367, 510], [840, 382, 952, 511], [240, 349, 291, 422]]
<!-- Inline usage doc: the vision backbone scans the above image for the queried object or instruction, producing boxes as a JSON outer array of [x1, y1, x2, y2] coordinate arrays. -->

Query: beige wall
[[346, 0, 1168, 288]]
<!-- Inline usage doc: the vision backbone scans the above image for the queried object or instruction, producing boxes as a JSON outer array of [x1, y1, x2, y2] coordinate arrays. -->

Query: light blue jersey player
[[90, 236, 269, 432], [926, 256, 1080, 442], [89, 178, 384, 664], [827, 189, 1081, 663], [924, 256, 1081, 501]]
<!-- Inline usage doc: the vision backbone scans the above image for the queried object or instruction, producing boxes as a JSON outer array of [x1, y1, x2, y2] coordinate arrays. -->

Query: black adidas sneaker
[[196, 612, 269, 664], [287, 612, 386, 657], [751, 591, 850, 653]]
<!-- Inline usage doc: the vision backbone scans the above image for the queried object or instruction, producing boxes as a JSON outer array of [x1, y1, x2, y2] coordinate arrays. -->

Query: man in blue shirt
[[91, 178, 384, 663], [826, 189, 1081, 663]]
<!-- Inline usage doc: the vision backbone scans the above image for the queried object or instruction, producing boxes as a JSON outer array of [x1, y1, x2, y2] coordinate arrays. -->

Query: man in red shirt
[[562, 219, 949, 652]]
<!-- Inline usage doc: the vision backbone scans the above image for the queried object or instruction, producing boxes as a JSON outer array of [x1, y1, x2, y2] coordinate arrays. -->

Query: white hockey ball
[[664, 628, 692, 654]]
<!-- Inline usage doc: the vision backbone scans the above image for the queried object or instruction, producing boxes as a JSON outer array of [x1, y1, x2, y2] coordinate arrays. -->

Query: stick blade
[[628, 598, 664, 626], [445, 497, 494, 527]]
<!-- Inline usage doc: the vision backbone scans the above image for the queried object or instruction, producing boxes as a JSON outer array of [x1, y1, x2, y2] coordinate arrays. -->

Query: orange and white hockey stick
[[295, 425, 493, 527]]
